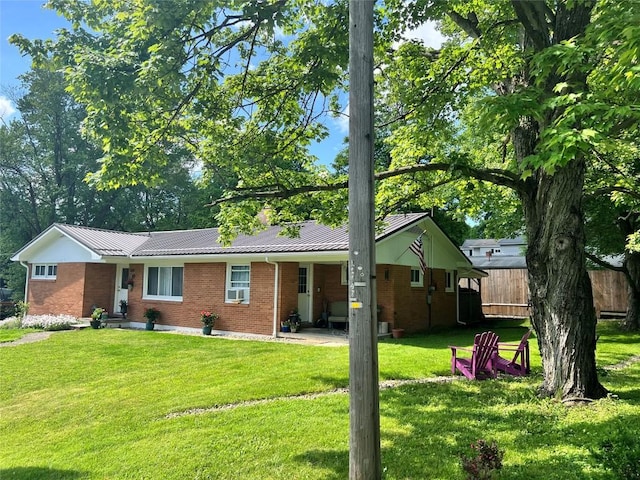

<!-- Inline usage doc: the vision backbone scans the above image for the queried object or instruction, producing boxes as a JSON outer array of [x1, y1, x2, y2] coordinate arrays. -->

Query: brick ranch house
[[11, 212, 486, 336]]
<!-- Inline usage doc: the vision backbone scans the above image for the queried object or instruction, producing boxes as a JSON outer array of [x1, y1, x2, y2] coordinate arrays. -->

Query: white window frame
[[410, 268, 422, 287], [226, 264, 250, 303], [445, 270, 455, 292], [32, 263, 57, 280], [144, 265, 184, 301], [341, 262, 348, 286]]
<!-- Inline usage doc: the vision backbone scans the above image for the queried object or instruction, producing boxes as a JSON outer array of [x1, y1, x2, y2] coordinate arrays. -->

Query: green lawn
[[1, 322, 638, 479]]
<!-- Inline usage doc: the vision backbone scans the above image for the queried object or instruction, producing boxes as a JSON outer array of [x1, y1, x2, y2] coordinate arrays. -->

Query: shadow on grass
[[298, 449, 349, 480], [0, 467, 86, 479]]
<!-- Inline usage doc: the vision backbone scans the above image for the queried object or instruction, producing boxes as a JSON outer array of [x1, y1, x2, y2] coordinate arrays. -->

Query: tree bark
[[521, 160, 607, 399]]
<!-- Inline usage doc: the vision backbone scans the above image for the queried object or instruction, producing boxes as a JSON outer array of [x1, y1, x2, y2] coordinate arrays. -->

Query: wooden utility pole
[[348, 1, 381, 479]]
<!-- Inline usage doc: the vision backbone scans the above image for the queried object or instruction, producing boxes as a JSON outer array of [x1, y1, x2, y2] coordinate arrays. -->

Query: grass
[[0, 320, 639, 479]]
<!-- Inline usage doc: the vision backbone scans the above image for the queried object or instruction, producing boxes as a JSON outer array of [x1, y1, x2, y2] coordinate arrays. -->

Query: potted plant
[[90, 308, 105, 329], [288, 310, 301, 332], [119, 300, 128, 319], [144, 307, 160, 330], [200, 310, 219, 335], [280, 319, 291, 332], [126, 279, 134, 290]]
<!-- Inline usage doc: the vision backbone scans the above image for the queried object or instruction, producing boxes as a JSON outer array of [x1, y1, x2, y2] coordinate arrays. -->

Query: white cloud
[[399, 20, 445, 49], [334, 103, 349, 135], [0, 96, 16, 121]]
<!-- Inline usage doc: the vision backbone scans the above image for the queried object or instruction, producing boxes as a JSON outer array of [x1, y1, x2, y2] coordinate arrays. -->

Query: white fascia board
[[11, 225, 104, 263], [129, 250, 349, 264]]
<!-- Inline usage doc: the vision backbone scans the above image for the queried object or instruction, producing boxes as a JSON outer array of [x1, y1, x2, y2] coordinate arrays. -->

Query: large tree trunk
[[520, 159, 607, 400], [507, 0, 606, 401], [622, 251, 640, 331]]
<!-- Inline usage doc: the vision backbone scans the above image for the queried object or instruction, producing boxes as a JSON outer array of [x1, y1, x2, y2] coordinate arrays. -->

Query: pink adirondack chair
[[450, 331, 499, 380], [495, 329, 532, 376]]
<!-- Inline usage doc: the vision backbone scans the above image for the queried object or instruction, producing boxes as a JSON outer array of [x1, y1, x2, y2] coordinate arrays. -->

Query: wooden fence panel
[[463, 268, 628, 318], [590, 270, 628, 316]]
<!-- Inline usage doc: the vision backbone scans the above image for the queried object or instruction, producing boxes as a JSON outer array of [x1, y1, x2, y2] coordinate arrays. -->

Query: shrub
[[21, 314, 79, 331], [0, 317, 22, 329], [591, 426, 640, 479], [460, 439, 504, 480], [144, 307, 160, 322], [15, 301, 29, 320]]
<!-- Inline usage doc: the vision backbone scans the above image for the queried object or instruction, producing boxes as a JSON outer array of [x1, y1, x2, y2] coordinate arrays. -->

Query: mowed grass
[[0, 321, 638, 479]]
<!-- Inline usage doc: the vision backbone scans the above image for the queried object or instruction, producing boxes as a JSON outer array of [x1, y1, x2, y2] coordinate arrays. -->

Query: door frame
[[297, 263, 313, 324], [114, 265, 130, 315]]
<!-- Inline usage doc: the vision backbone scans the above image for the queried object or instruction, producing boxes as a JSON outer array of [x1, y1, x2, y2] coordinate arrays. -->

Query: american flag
[[410, 234, 427, 275]]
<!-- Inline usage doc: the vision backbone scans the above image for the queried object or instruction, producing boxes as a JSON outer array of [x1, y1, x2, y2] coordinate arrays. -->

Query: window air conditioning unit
[[227, 289, 245, 301]]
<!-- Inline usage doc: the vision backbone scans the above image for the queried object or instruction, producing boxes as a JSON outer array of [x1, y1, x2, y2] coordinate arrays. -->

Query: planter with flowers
[[288, 310, 301, 332], [90, 307, 106, 329], [144, 307, 160, 330], [200, 310, 219, 335]]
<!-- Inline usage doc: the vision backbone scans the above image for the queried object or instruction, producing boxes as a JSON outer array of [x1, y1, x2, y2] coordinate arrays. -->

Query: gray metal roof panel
[[467, 255, 527, 269], [461, 238, 500, 248], [132, 213, 428, 257], [55, 224, 150, 256]]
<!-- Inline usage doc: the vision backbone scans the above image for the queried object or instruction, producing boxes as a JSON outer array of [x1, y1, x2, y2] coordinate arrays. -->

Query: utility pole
[[348, 1, 381, 479]]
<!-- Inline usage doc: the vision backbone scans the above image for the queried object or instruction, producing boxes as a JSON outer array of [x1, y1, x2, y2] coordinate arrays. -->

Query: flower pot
[[281, 325, 290, 332], [391, 328, 405, 339], [145, 321, 155, 331], [290, 326, 298, 333], [202, 325, 213, 336], [89, 320, 102, 329]]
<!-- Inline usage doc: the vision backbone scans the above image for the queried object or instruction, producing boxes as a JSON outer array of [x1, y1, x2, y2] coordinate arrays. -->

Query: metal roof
[[55, 224, 150, 256], [461, 236, 526, 249], [468, 255, 527, 269], [133, 212, 429, 256], [39, 213, 429, 258]]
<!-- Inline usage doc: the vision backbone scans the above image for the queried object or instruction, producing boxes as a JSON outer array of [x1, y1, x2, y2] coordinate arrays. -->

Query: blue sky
[[1, 1, 70, 116], [0, 1, 443, 165]]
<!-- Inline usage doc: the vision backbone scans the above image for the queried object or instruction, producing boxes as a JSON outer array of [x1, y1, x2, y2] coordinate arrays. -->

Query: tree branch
[[210, 161, 526, 205]]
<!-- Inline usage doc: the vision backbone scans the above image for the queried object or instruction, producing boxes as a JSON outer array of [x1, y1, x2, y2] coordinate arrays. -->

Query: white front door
[[297, 264, 312, 324], [114, 265, 130, 315]]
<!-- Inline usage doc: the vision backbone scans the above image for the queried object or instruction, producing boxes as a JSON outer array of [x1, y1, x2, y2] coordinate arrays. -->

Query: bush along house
[[11, 212, 486, 336]]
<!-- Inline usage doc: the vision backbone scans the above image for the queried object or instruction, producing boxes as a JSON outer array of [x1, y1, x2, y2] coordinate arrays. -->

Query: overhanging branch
[[209, 161, 525, 205]]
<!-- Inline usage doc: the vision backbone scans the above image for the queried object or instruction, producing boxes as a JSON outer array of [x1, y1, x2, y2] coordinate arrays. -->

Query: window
[[227, 264, 250, 303], [445, 270, 455, 292], [32, 263, 57, 279], [298, 267, 308, 294], [410, 268, 422, 287], [145, 266, 183, 300]]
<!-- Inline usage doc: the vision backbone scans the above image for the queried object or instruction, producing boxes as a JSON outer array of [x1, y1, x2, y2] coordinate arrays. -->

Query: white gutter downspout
[[20, 261, 29, 303], [265, 257, 280, 338]]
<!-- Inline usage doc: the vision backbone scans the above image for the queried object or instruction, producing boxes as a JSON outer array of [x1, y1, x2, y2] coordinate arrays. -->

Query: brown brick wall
[[27, 258, 459, 334], [314, 264, 348, 320], [278, 262, 299, 324], [83, 263, 117, 316], [128, 262, 277, 335], [28, 262, 116, 318]]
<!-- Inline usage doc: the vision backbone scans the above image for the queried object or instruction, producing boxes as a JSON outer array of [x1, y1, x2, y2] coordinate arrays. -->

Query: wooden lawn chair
[[495, 329, 532, 376], [450, 331, 499, 380]]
